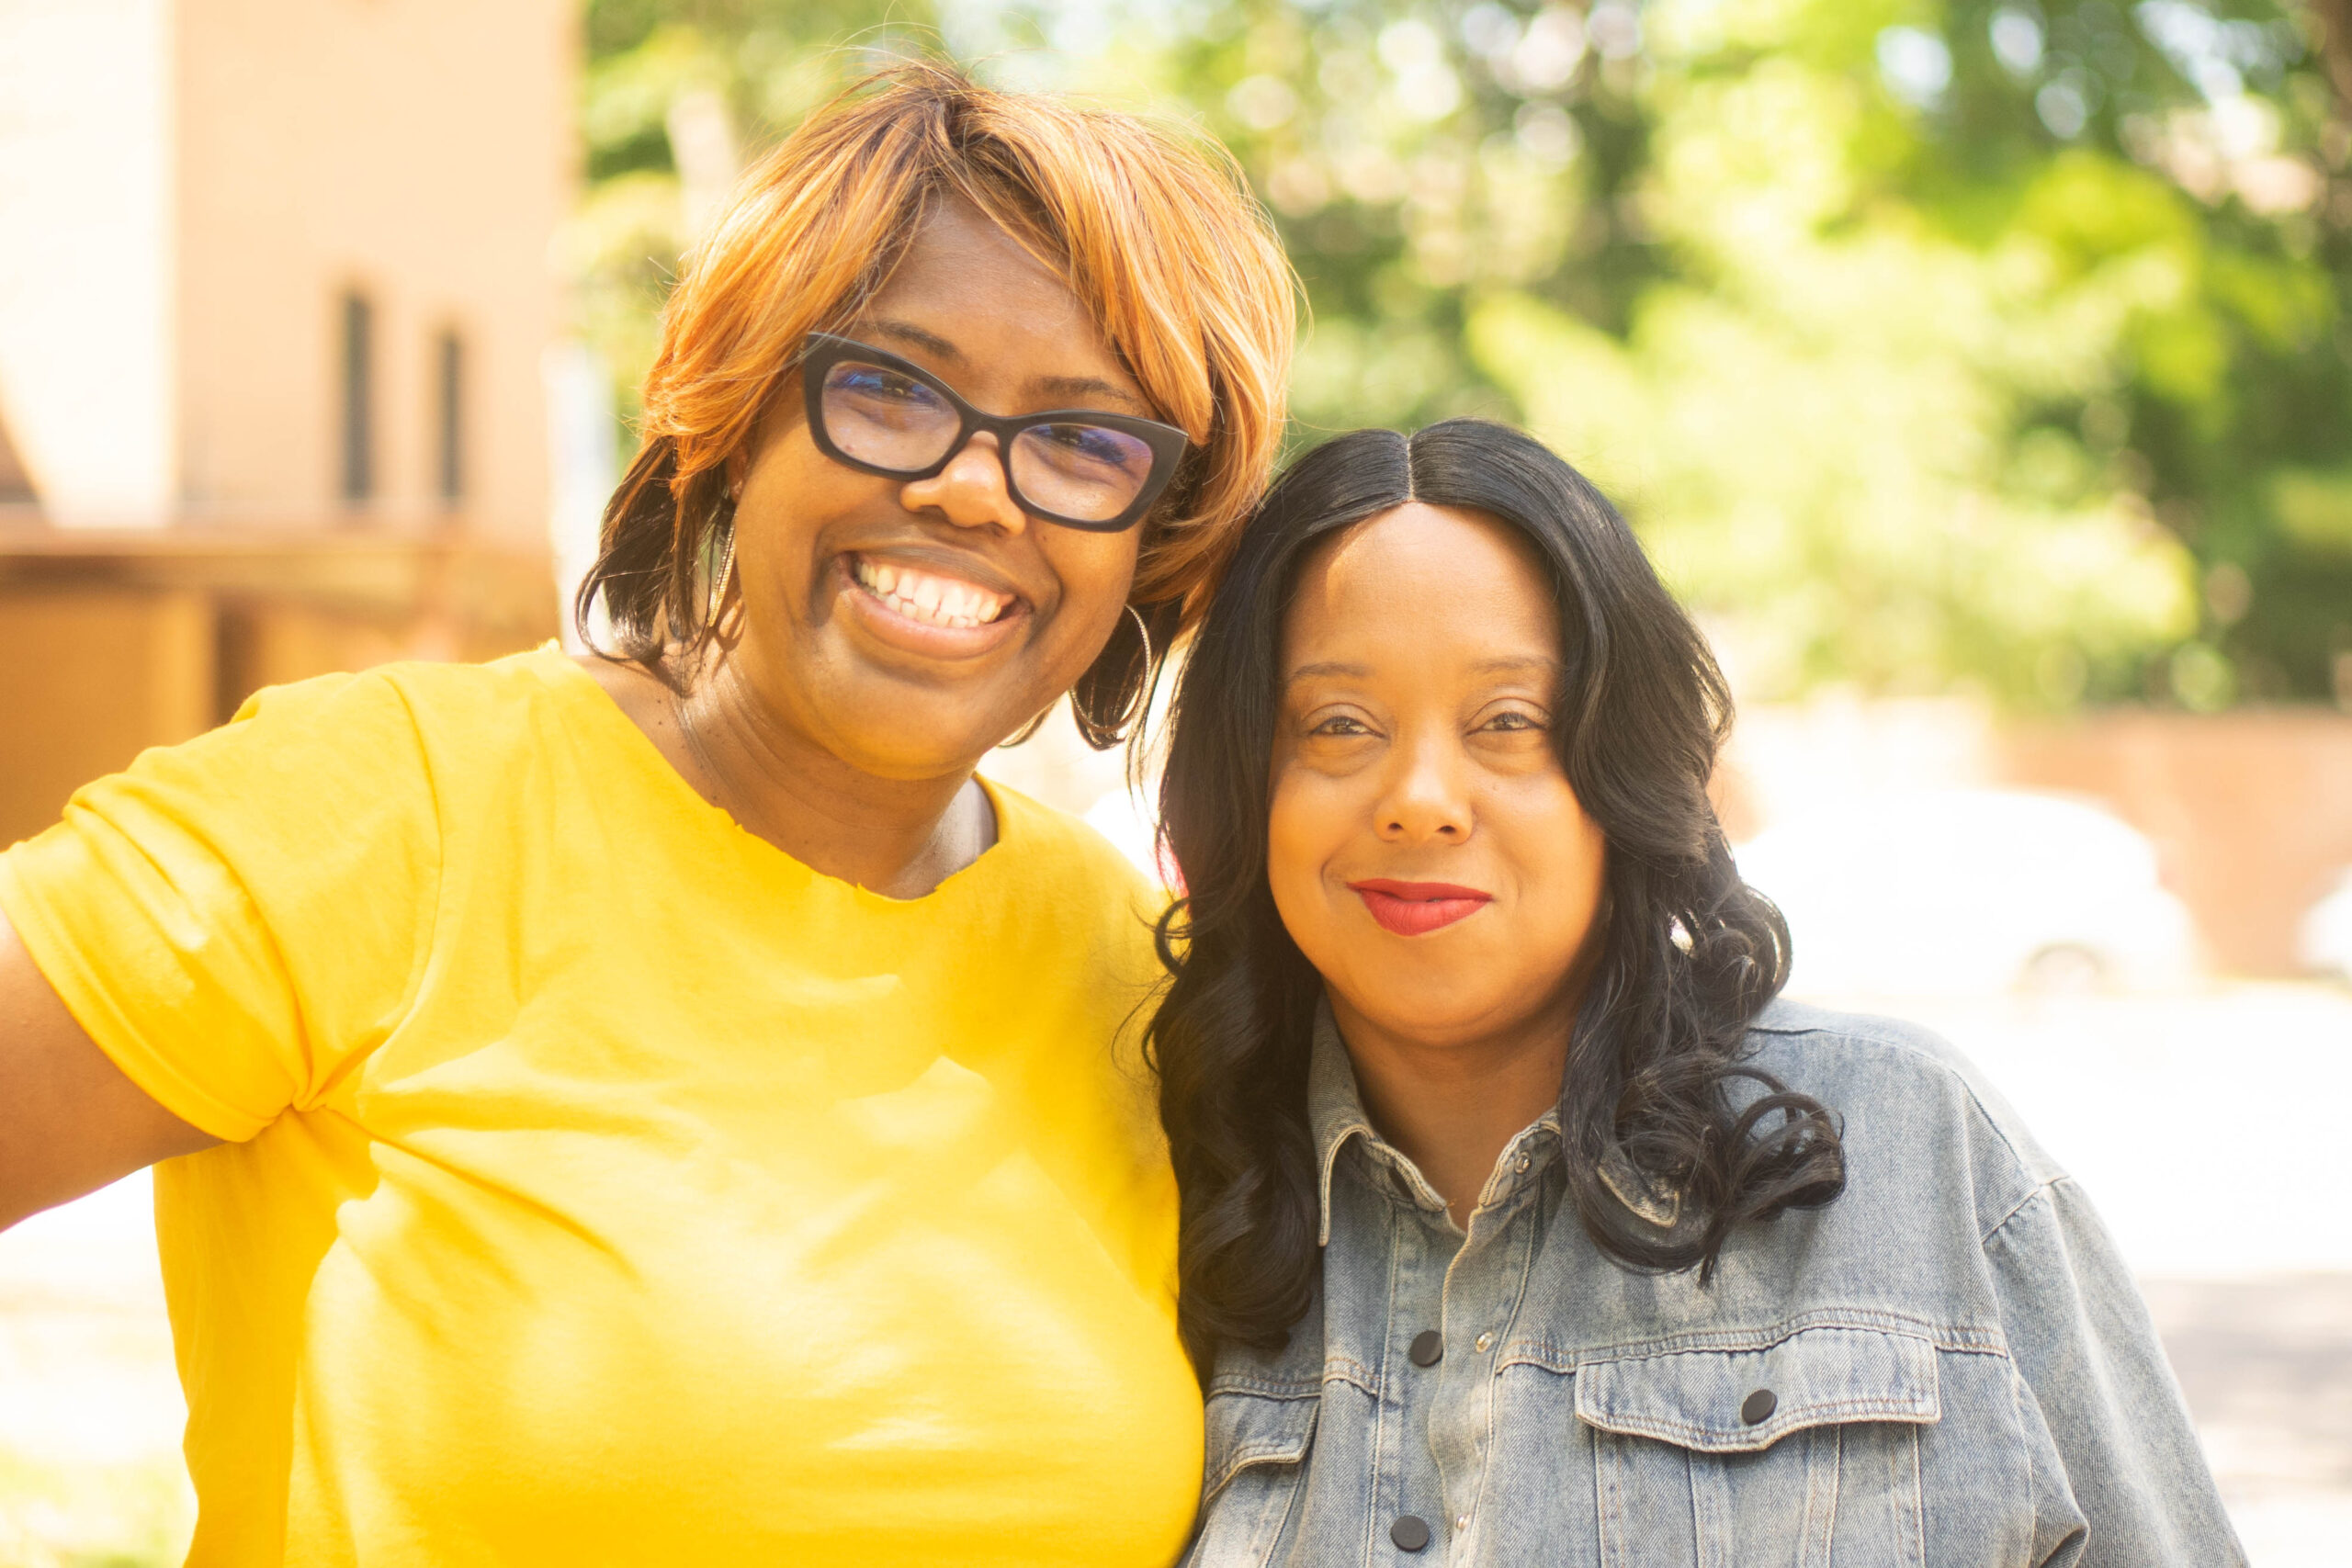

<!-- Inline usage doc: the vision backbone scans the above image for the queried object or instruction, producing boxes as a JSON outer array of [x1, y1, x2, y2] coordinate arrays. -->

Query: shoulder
[[222, 648, 598, 791], [224, 646, 575, 750], [65, 649, 598, 864], [978, 782, 1171, 1003], [255, 645, 580, 730], [986, 781, 1167, 914], [1740, 998, 2065, 1231]]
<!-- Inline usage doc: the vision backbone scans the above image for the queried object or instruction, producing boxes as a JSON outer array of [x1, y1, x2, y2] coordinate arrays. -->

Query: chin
[[1334, 978, 1521, 1048], [818, 681, 1018, 779]]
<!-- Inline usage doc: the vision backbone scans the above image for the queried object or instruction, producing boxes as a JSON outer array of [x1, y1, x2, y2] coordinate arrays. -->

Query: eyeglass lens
[[820, 360, 1157, 524]]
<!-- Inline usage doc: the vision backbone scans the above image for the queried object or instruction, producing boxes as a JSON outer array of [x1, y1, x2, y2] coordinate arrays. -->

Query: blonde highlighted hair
[[581, 62, 1296, 743]]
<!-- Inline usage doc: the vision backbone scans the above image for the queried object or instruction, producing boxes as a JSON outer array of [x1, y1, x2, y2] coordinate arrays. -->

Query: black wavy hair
[[1147, 420, 1847, 1372]]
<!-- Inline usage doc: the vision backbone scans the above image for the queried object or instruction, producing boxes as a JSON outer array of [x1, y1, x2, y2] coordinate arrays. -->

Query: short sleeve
[[0, 670, 443, 1141]]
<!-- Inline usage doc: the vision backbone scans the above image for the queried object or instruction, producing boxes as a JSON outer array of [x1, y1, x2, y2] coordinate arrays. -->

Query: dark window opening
[[434, 328, 464, 505], [339, 290, 374, 505]]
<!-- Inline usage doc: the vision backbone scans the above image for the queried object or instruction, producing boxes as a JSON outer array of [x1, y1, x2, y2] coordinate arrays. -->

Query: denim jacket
[[1185, 999, 2245, 1567]]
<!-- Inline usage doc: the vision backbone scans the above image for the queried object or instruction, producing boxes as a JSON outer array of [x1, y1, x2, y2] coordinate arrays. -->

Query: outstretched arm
[[0, 910, 216, 1232]]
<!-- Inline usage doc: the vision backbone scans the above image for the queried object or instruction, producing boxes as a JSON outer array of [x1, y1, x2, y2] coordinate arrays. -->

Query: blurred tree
[[1154, 0, 2351, 705], [573, 0, 2352, 708], [571, 0, 941, 426]]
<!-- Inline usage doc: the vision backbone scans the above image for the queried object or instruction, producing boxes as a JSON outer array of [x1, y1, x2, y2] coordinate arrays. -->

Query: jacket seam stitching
[[1979, 1175, 2064, 1247], [1207, 1378, 1322, 1398], [1494, 1309, 2005, 1369], [1583, 1393, 1940, 1445], [1202, 1437, 1312, 1499]]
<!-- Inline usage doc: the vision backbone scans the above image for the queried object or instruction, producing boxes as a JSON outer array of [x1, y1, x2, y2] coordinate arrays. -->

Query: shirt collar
[[1307, 995, 1570, 1246], [1308, 998, 1381, 1247]]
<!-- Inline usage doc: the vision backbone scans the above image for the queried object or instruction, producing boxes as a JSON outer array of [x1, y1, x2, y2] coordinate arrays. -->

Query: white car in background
[[1735, 789, 2200, 996], [2300, 868, 2352, 983]]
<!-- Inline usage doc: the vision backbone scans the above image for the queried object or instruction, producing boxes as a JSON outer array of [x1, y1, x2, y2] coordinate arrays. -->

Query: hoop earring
[[707, 507, 738, 626], [1123, 601, 1153, 682], [1069, 601, 1163, 750]]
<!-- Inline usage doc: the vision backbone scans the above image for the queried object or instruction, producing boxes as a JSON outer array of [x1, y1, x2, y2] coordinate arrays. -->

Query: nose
[[1375, 730, 1474, 845], [897, 432, 1029, 535]]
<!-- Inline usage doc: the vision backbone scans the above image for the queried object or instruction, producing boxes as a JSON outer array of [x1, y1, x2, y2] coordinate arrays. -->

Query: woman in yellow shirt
[[0, 66, 1292, 1565]]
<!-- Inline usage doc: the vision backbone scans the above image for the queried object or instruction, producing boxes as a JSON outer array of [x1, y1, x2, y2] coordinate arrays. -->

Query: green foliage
[[571, 2, 945, 424], [577, 0, 2352, 706]]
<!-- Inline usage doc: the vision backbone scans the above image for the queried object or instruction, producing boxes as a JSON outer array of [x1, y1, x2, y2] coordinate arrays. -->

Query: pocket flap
[[1201, 1385, 1320, 1504], [1576, 1325, 1939, 1453]]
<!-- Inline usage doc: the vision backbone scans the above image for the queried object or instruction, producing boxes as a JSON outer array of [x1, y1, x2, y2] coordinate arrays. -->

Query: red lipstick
[[1347, 879, 1493, 936]]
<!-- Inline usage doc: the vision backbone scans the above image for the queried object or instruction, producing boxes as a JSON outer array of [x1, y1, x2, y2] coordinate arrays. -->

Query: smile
[[849, 555, 1015, 630], [1347, 880, 1493, 937]]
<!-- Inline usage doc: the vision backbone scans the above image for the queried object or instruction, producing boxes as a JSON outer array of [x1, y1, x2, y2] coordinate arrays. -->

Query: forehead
[[1283, 502, 1558, 668], [870, 199, 1075, 313], [856, 198, 1148, 411]]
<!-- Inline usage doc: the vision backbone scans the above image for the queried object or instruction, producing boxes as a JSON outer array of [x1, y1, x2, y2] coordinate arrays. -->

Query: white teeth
[[852, 557, 1012, 630]]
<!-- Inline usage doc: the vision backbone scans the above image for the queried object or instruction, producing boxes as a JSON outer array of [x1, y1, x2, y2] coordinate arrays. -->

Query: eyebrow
[[1283, 660, 1368, 686], [1283, 654, 1559, 685], [1035, 374, 1153, 415], [867, 320, 963, 361], [864, 319, 1154, 416]]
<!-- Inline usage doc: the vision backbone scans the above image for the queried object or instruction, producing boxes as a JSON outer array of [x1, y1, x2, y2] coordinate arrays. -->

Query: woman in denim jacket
[[1148, 421, 2244, 1567]]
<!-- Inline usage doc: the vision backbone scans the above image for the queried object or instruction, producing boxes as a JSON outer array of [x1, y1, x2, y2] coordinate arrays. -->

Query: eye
[[1039, 423, 1129, 462], [1481, 709, 1545, 732], [832, 365, 941, 405], [1308, 714, 1373, 738], [1017, 422, 1156, 488]]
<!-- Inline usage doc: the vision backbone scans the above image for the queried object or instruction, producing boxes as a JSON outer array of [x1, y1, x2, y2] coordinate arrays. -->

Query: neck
[[673, 648, 995, 900], [1331, 987, 1582, 1231]]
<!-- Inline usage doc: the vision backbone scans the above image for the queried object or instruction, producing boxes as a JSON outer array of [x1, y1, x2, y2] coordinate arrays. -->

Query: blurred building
[[0, 0, 576, 844]]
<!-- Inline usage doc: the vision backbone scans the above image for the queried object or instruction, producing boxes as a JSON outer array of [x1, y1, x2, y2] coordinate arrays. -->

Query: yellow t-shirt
[[0, 649, 1202, 1566]]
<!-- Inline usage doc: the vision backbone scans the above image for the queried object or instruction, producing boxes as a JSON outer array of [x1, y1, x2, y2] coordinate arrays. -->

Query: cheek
[[740, 434, 870, 573], [1265, 767, 1342, 947], [1516, 792, 1609, 957], [1036, 532, 1141, 655]]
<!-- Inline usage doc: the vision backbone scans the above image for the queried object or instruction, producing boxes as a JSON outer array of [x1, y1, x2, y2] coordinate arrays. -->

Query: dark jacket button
[[1408, 1329, 1443, 1367], [1741, 1388, 1778, 1425], [1390, 1515, 1432, 1551]]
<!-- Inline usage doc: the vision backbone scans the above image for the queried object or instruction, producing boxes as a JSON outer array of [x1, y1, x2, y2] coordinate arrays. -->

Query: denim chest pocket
[[1577, 1325, 1940, 1568], [1184, 1384, 1318, 1568]]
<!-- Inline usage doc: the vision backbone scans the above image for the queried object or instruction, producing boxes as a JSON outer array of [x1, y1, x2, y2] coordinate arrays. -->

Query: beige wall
[[0, 0, 575, 537], [0, 0, 177, 526], [175, 0, 576, 541], [0, 0, 577, 843]]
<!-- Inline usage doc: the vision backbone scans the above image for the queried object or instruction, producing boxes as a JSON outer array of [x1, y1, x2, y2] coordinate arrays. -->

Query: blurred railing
[[0, 522, 557, 847]]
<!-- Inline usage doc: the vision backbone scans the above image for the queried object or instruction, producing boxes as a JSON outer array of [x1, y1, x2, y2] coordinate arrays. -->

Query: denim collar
[[1308, 996, 1570, 1246], [1307, 996, 1691, 1241]]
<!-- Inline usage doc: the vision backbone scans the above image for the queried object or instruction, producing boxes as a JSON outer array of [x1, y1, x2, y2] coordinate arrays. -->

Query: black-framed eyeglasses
[[800, 333, 1190, 533]]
